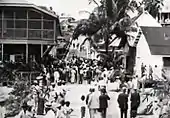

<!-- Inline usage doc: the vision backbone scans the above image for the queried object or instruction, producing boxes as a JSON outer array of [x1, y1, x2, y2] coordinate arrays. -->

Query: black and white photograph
[[0, 0, 170, 118]]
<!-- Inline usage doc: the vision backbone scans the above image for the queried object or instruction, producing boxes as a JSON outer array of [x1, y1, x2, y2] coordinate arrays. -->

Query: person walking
[[87, 88, 100, 118], [117, 88, 128, 118], [99, 88, 110, 118], [80, 95, 86, 118], [130, 89, 140, 118], [86, 88, 94, 105]]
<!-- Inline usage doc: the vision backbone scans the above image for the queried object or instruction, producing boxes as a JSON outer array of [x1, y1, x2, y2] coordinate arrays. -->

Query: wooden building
[[0, 0, 61, 63]]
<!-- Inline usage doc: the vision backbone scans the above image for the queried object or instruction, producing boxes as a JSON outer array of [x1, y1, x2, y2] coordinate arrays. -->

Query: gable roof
[[136, 11, 162, 27], [0, 0, 59, 19], [141, 26, 170, 55]]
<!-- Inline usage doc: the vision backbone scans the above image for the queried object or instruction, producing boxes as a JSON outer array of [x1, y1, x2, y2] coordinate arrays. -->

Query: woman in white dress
[[71, 68, 76, 84]]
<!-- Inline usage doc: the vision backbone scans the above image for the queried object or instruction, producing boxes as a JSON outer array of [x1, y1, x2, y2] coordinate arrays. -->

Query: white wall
[[135, 34, 163, 76]]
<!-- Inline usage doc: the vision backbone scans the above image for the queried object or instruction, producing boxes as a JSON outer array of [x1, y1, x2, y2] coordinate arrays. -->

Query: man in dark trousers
[[86, 67, 93, 84], [130, 89, 140, 118], [99, 88, 110, 118], [117, 88, 128, 118]]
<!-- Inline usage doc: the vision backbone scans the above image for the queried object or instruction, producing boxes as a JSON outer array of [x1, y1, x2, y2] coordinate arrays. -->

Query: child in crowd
[[80, 95, 86, 118], [64, 101, 73, 118]]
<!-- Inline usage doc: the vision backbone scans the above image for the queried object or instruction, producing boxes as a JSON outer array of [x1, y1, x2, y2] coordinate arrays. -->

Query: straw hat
[[36, 76, 43, 80]]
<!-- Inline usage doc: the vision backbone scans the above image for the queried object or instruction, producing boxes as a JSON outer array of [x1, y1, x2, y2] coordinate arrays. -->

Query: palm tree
[[72, 0, 137, 70], [74, 0, 136, 51]]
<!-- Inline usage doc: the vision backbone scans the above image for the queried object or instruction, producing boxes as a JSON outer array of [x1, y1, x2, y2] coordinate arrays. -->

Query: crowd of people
[[12, 55, 170, 118]]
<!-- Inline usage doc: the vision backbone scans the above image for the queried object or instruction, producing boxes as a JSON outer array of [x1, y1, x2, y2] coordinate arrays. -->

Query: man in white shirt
[[54, 68, 60, 85], [132, 75, 139, 90], [87, 87, 100, 118], [153, 65, 162, 81]]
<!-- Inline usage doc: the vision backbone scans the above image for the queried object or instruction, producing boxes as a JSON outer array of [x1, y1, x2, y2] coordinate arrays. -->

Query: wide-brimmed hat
[[36, 76, 43, 80]]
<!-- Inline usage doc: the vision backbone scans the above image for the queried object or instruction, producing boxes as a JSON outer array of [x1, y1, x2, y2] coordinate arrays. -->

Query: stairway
[[133, 28, 142, 47]]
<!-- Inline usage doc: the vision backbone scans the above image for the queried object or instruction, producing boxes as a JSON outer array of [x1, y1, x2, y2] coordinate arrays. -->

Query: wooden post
[[2, 44, 3, 62], [41, 44, 43, 58], [53, 20, 56, 42], [26, 44, 28, 63], [2, 10, 4, 38], [26, 10, 28, 39]]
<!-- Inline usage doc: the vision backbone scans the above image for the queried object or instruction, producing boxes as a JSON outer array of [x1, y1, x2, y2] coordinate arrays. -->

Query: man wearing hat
[[117, 87, 128, 118], [130, 89, 140, 118], [99, 88, 110, 118], [18, 101, 33, 118]]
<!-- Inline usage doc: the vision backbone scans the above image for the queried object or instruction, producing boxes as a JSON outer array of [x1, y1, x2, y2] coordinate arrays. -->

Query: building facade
[[158, 0, 170, 26], [0, 0, 61, 63]]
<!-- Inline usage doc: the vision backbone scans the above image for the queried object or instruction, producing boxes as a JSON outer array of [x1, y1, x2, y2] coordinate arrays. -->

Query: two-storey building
[[0, 0, 61, 63]]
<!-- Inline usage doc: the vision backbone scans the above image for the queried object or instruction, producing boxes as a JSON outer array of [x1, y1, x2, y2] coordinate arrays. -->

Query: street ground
[[64, 84, 158, 118], [0, 84, 158, 118]]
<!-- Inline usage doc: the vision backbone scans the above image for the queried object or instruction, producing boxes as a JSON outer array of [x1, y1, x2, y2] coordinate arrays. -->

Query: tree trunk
[[126, 47, 136, 75]]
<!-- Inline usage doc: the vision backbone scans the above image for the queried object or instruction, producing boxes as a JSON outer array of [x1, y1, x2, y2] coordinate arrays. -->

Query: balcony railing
[[0, 18, 55, 40], [1, 28, 54, 40]]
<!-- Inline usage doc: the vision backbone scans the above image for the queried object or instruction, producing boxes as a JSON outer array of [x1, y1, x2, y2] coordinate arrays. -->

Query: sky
[[28, 0, 97, 19]]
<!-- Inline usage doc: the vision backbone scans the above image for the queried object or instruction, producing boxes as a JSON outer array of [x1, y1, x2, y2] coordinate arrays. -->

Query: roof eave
[[0, 4, 59, 19]]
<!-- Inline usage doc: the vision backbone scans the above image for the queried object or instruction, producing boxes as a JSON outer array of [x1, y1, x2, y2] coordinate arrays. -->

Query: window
[[15, 10, 27, 19], [43, 30, 54, 39], [3, 29, 14, 38], [43, 21, 54, 29], [4, 10, 14, 19], [43, 14, 53, 20], [15, 20, 27, 28], [28, 11, 41, 19], [29, 21, 41, 29], [163, 57, 170, 67], [15, 29, 26, 38], [28, 29, 41, 38], [3, 20, 14, 28]]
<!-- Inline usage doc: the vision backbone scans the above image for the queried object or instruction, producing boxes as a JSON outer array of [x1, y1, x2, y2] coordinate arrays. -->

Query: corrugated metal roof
[[141, 27, 170, 55]]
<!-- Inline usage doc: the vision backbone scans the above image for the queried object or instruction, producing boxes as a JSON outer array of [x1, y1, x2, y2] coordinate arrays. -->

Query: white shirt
[[132, 78, 138, 89], [17, 110, 32, 118], [44, 109, 55, 118], [54, 71, 60, 81], [80, 100, 86, 107]]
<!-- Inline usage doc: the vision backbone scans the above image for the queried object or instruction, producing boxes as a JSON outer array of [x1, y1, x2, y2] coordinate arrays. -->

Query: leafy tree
[[72, 0, 137, 70], [73, 0, 136, 54], [143, 0, 164, 18]]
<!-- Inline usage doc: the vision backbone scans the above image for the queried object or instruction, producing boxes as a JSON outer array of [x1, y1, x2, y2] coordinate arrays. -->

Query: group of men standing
[[117, 88, 140, 118]]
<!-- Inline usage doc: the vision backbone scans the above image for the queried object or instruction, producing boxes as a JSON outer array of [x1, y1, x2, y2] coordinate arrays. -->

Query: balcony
[[0, 9, 56, 40]]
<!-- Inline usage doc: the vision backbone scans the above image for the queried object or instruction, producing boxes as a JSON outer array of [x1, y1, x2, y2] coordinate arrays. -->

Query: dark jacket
[[117, 93, 128, 110], [99, 94, 110, 108], [130, 92, 140, 110]]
